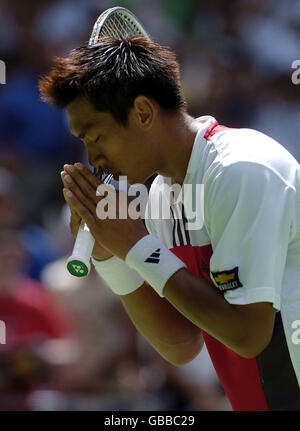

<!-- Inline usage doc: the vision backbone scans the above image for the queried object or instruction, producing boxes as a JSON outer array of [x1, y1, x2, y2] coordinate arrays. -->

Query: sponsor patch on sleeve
[[211, 267, 243, 291]]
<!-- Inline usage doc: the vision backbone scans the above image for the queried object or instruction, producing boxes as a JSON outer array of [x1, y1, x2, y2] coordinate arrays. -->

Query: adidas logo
[[145, 248, 160, 264]]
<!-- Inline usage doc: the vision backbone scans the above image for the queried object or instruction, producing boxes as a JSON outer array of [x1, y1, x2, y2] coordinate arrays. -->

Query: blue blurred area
[[21, 225, 58, 280], [0, 71, 71, 161]]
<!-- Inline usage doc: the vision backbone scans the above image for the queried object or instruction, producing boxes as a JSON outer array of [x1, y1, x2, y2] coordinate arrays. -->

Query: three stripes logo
[[145, 248, 160, 264]]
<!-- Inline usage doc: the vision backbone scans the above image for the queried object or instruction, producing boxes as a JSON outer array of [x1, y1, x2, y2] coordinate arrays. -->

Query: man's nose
[[88, 156, 98, 168], [88, 154, 105, 169]]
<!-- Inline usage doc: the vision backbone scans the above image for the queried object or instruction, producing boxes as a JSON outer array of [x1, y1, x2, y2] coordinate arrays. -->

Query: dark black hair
[[39, 36, 187, 125]]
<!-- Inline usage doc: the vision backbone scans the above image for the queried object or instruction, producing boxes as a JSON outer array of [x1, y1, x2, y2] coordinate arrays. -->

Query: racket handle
[[66, 220, 95, 277]]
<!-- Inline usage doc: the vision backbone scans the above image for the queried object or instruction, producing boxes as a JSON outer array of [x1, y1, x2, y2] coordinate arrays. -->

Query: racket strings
[[106, 14, 141, 38], [92, 13, 144, 44]]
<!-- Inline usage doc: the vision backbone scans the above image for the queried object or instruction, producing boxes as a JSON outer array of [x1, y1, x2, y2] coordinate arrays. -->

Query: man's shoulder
[[209, 126, 297, 169], [201, 125, 299, 190]]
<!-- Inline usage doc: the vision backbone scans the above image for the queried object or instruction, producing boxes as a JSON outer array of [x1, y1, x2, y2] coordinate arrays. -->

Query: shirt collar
[[183, 115, 216, 184]]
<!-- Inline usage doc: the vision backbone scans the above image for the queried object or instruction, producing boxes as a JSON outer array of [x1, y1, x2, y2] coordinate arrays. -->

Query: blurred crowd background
[[0, 0, 299, 411]]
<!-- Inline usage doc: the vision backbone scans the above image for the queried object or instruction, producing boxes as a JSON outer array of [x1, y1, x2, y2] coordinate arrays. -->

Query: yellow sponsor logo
[[214, 272, 236, 285]]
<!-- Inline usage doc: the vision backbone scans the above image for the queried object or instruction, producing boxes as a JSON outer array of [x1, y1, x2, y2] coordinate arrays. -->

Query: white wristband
[[92, 256, 144, 295], [125, 235, 187, 297]]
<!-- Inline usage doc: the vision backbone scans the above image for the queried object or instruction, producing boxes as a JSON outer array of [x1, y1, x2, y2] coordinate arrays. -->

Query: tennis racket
[[66, 7, 151, 277]]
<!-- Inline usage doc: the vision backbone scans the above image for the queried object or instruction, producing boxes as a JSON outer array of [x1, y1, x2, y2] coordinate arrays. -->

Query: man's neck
[[156, 112, 202, 185]]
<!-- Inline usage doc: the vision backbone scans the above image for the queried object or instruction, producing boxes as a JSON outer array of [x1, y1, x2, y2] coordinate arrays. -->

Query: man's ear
[[132, 95, 155, 129]]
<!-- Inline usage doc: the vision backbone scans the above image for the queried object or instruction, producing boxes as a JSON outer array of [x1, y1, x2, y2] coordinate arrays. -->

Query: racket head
[[89, 6, 151, 46], [89, 7, 151, 181]]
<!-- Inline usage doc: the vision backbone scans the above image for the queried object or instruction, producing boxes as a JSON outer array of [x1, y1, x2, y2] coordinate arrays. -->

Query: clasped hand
[[61, 163, 147, 261]]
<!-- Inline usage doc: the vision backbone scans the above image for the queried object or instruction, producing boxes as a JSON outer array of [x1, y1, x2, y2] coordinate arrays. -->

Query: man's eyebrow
[[70, 129, 86, 139], [78, 130, 87, 140], [70, 122, 95, 139]]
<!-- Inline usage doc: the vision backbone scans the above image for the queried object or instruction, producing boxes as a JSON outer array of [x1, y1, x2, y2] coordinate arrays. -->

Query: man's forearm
[[119, 282, 204, 366], [163, 268, 275, 358]]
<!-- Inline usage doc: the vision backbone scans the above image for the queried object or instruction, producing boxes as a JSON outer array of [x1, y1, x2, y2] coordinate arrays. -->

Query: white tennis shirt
[[145, 116, 300, 410]]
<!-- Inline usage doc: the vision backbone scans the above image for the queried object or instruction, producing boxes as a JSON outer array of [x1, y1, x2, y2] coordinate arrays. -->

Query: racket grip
[[66, 220, 95, 277]]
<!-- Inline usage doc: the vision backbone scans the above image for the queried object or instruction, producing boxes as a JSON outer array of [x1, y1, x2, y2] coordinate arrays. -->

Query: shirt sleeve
[[205, 161, 295, 310]]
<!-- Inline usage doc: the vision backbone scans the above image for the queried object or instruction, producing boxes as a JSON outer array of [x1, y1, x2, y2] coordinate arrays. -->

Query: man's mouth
[[112, 173, 120, 181]]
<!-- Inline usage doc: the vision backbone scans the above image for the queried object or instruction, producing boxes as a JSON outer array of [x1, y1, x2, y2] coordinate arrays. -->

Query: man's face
[[66, 96, 156, 185]]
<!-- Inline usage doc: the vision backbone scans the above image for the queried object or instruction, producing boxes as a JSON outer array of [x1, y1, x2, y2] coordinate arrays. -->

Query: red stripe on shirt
[[204, 121, 236, 140], [170, 244, 269, 411]]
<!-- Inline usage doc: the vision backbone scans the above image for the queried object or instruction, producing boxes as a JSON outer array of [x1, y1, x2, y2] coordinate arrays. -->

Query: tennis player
[[39, 37, 300, 410]]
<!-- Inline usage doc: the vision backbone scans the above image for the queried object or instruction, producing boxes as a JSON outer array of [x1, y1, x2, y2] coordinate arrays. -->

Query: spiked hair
[[39, 36, 187, 125]]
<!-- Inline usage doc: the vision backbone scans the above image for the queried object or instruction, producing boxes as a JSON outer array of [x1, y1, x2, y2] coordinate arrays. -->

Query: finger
[[61, 171, 99, 214], [61, 172, 80, 215], [61, 176, 83, 236], [63, 188, 96, 230], [64, 164, 101, 204], [61, 170, 74, 191], [61, 172, 87, 217], [74, 163, 103, 188]]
